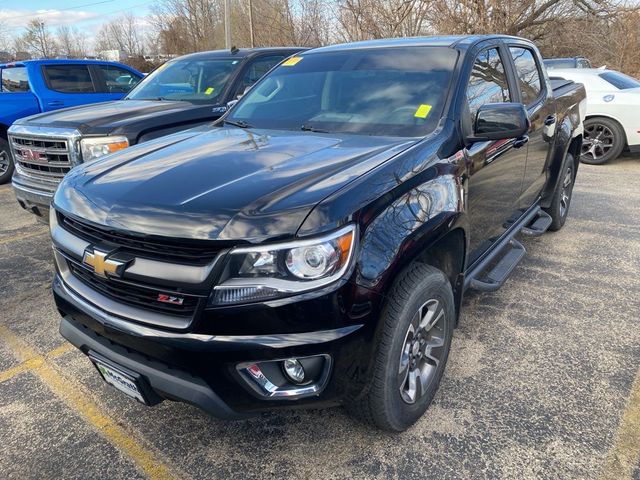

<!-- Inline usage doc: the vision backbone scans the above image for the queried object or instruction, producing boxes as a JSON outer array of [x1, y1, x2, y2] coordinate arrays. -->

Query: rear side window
[[98, 65, 140, 93], [1, 67, 30, 92], [467, 48, 510, 120], [577, 59, 592, 68], [509, 47, 542, 105], [44, 65, 95, 93], [599, 71, 640, 90]]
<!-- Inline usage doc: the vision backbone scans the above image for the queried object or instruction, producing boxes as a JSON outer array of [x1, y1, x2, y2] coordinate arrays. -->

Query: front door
[[465, 46, 528, 264]]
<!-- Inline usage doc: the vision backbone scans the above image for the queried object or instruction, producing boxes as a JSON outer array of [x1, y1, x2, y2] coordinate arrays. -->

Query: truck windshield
[[227, 47, 457, 137], [126, 58, 242, 102]]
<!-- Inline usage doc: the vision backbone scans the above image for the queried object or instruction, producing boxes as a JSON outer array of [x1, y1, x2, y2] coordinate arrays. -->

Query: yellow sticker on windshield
[[205, 87, 215, 95], [415, 104, 432, 119], [282, 56, 303, 66]]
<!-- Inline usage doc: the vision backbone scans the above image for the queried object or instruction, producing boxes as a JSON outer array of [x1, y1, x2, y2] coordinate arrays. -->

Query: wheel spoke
[[405, 369, 418, 403], [419, 303, 442, 332]]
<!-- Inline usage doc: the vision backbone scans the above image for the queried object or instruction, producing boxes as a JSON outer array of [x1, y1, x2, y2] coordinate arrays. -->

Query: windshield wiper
[[301, 124, 329, 133], [225, 119, 253, 128]]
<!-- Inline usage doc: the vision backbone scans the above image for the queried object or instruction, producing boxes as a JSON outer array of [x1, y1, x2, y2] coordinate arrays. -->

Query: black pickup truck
[[50, 36, 585, 431], [10, 47, 303, 220]]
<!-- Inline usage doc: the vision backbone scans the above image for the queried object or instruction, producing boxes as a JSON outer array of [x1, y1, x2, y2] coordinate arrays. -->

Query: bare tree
[[337, 0, 433, 41], [95, 13, 146, 57], [21, 18, 58, 58], [151, 0, 223, 54], [56, 26, 88, 58]]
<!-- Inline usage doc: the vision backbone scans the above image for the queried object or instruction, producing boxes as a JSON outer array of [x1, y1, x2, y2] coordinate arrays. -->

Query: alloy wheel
[[581, 123, 615, 162], [0, 149, 9, 175], [559, 165, 573, 218], [398, 299, 446, 404]]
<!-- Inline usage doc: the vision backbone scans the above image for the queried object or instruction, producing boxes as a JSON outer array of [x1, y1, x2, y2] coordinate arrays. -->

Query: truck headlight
[[80, 136, 129, 163], [210, 225, 357, 306]]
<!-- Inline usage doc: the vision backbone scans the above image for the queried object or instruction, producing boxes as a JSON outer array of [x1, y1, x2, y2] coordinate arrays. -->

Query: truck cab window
[[1, 67, 30, 92], [98, 65, 139, 93], [467, 48, 510, 121], [44, 65, 95, 93], [236, 55, 285, 96], [509, 47, 542, 105]]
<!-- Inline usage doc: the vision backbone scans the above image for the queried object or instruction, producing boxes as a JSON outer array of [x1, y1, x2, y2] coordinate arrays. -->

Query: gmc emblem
[[157, 293, 185, 305], [22, 148, 44, 162]]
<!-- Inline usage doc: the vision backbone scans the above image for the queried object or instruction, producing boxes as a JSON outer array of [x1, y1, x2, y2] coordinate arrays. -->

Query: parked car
[[9, 48, 304, 220], [0, 59, 143, 183], [544, 57, 592, 69], [51, 35, 585, 431], [550, 67, 640, 164]]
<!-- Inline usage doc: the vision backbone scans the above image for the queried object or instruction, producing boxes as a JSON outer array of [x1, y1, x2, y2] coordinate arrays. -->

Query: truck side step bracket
[[468, 239, 526, 292], [520, 209, 552, 237]]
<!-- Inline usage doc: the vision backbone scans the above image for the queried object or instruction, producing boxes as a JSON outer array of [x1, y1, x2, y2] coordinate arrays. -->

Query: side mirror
[[468, 103, 529, 142]]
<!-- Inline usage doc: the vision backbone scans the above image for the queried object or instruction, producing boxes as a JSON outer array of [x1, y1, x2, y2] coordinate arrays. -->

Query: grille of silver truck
[[10, 134, 73, 190]]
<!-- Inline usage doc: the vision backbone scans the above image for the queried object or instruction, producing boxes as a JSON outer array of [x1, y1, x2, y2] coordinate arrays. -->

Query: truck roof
[[0, 58, 139, 68], [176, 47, 306, 62], [308, 35, 531, 53]]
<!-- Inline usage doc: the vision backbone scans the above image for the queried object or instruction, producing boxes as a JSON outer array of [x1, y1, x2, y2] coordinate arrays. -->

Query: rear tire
[[580, 117, 625, 165], [0, 137, 14, 184], [544, 153, 576, 231], [349, 263, 454, 432]]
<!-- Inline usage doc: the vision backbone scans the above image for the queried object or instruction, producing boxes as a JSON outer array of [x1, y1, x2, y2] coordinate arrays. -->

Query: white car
[[550, 68, 640, 164]]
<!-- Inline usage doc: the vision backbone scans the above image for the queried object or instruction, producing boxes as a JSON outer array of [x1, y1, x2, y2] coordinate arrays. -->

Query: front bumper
[[60, 314, 247, 419], [54, 273, 376, 417], [12, 176, 54, 220]]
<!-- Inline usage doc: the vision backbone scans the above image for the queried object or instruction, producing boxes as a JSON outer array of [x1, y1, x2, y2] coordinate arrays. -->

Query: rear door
[[465, 45, 529, 263], [39, 63, 103, 110], [507, 45, 556, 208]]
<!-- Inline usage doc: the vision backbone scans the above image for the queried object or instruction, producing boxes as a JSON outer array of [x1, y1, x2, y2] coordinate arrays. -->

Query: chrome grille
[[10, 134, 72, 188]]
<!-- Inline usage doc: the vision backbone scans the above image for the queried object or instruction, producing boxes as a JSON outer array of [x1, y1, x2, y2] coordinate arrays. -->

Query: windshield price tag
[[282, 56, 303, 66], [414, 104, 432, 119]]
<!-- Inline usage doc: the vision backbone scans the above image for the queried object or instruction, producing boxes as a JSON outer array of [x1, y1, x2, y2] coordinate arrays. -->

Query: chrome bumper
[[11, 176, 54, 220]]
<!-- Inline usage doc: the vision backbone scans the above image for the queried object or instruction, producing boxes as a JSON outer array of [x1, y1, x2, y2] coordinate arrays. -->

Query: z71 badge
[[157, 294, 185, 305]]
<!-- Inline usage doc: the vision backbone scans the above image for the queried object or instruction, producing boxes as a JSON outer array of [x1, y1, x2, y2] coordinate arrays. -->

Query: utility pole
[[224, 0, 232, 49], [39, 21, 47, 58], [249, 0, 255, 48]]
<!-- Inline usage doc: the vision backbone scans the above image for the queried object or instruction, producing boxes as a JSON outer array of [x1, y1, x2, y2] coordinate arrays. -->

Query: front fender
[[356, 171, 464, 293]]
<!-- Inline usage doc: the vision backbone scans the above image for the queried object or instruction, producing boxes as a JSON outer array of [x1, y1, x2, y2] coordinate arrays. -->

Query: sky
[[0, 0, 153, 45]]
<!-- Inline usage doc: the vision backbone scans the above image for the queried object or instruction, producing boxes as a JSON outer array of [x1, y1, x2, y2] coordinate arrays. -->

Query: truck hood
[[54, 127, 415, 242], [17, 100, 220, 136]]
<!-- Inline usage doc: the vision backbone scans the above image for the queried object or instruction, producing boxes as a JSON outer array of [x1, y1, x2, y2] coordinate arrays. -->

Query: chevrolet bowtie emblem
[[82, 248, 130, 278]]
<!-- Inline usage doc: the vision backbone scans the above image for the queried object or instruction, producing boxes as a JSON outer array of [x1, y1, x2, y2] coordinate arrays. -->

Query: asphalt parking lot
[[0, 157, 639, 480]]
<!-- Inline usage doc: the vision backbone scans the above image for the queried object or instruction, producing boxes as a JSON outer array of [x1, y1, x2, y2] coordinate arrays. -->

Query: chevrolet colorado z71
[[50, 36, 586, 431], [10, 48, 302, 219]]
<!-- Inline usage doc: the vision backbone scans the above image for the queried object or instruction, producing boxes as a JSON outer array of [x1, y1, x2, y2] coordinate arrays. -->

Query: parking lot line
[[0, 230, 48, 245], [0, 325, 176, 480], [0, 356, 44, 383], [599, 369, 640, 480]]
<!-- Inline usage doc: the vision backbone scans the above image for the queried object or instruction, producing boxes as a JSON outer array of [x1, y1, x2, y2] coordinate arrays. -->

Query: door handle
[[544, 115, 556, 126], [47, 100, 64, 107], [513, 136, 529, 149]]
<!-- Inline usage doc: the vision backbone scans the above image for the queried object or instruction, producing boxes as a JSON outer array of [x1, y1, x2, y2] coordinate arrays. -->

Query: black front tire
[[0, 137, 14, 184], [349, 263, 454, 432], [545, 153, 576, 231]]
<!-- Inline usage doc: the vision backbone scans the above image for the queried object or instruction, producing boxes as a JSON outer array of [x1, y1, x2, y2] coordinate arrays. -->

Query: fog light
[[282, 359, 305, 384]]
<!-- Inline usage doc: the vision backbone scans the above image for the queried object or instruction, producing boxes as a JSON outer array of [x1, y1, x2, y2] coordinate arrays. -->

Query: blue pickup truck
[[0, 59, 142, 183]]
